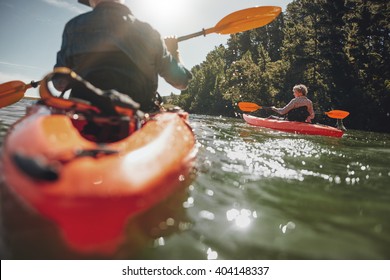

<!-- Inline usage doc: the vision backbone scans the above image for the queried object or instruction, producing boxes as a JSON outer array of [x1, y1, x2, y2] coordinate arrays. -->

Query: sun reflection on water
[[226, 208, 257, 229], [220, 137, 341, 182], [207, 248, 218, 260], [279, 221, 296, 234]]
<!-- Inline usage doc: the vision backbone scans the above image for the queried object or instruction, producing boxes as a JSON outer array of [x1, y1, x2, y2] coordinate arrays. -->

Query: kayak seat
[[286, 106, 310, 122], [71, 114, 137, 143], [39, 68, 143, 143]]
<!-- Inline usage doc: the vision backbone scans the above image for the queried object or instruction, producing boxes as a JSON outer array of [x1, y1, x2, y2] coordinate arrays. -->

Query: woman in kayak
[[271, 84, 315, 123], [53, 0, 192, 114]]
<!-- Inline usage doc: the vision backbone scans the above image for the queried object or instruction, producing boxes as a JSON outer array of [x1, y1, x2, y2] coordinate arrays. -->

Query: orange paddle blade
[[325, 110, 350, 119], [213, 6, 282, 35], [0, 81, 28, 108], [178, 6, 282, 42], [238, 102, 262, 112]]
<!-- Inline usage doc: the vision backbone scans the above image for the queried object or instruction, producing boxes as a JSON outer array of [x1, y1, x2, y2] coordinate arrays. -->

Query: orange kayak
[[0, 104, 197, 254], [243, 114, 344, 137]]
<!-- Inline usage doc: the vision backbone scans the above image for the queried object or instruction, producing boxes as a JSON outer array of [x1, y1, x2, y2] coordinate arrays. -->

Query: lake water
[[1, 99, 389, 259]]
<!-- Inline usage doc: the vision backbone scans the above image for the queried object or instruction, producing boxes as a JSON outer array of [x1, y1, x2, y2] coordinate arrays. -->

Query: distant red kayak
[[243, 114, 344, 137]]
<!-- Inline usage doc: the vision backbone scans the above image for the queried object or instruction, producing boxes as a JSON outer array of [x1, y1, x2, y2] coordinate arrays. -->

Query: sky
[[0, 0, 292, 97]]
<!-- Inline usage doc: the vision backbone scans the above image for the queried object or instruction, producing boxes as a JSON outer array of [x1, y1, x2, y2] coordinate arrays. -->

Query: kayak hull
[[243, 114, 344, 137], [0, 105, 197, 254]]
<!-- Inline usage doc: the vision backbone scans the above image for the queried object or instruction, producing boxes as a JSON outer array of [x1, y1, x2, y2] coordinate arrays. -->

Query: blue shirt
[[55, 2, 192, 109]]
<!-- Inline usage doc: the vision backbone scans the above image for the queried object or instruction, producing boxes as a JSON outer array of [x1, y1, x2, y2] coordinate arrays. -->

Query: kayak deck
[[243, 114, 344, 137], [1, 105, 197, 254]]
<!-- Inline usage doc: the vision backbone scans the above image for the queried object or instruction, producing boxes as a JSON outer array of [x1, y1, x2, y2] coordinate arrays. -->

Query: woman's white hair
[[293, 84, 308, 96]]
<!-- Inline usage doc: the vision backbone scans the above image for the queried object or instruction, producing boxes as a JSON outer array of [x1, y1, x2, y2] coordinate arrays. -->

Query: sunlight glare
[[130, 0, 190, 32]]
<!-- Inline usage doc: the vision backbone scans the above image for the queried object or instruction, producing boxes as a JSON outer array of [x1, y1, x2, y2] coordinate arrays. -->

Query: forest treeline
[[164, 0, 389, 133]]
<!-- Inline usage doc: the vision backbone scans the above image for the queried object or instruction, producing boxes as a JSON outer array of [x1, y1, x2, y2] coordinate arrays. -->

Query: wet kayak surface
[[1, 100, 390, 259]]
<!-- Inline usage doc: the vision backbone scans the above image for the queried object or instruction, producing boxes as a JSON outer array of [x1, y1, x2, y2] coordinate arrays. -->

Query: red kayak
[[243, 114, 344, 137], [0, 69, 197, 254]]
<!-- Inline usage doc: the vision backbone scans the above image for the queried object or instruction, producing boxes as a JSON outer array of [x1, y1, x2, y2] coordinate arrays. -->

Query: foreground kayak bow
[[0, 69, 197, 254]]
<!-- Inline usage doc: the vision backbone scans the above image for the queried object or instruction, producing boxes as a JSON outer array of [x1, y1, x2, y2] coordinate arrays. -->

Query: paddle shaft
[[25, 81, 40, 92], [178, 28, 212, 42]]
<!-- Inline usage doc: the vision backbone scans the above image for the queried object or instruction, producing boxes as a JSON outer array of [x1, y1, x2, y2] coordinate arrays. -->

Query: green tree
[[343, 0, 390, 131]]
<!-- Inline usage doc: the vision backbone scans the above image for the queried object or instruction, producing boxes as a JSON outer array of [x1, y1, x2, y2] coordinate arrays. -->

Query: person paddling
[[54, 0, 192, 114], [271, 84, 315, 123]]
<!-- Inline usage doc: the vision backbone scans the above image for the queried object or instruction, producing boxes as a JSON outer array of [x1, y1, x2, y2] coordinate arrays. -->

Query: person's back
[[271, 84, 315, 123], [286, 106, 310, 122], [55, 0, 192, 112]]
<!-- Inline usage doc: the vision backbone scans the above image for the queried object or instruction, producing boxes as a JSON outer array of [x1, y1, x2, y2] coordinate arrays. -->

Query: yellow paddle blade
[[178, 6, 282, 42], [0, 81, 27, 108], [213, 6, 282, 35], [325, 110, 350, 119], [238, 102, 262, 112]]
